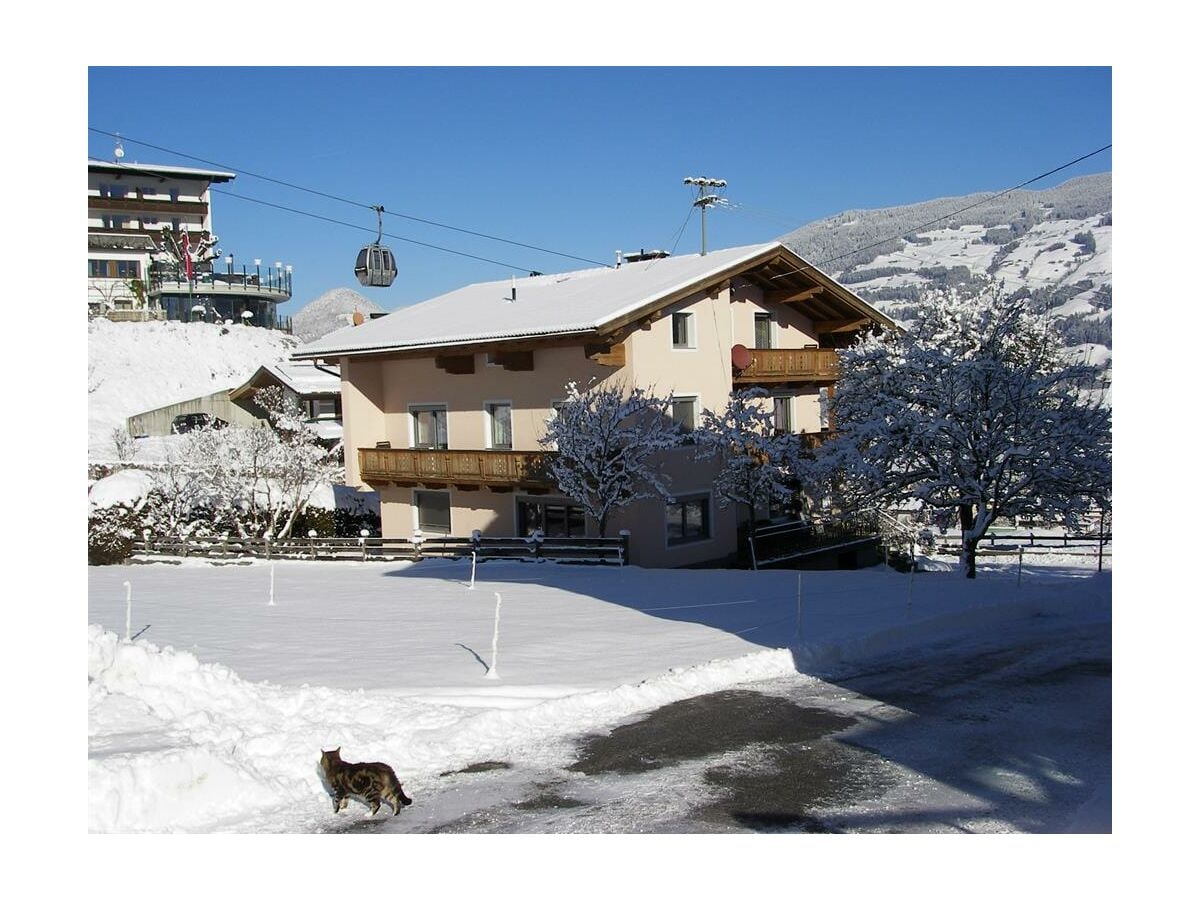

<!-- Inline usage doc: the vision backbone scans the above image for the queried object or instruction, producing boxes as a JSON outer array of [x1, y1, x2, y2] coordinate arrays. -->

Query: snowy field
[[88, 551, 1110, 834]]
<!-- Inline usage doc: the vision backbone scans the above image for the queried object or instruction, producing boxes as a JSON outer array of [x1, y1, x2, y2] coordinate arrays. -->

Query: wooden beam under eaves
[[585, 342, 626, 367], [815, 317, 871, 334], [435, 354, 475, 375], [495, 350, 534, 371], [766, 286, 825, 305]]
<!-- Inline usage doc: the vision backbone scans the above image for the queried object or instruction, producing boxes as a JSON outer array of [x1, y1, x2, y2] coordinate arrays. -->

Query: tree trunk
[[959, 503, 978, 579], [962, 533, 979, 579]]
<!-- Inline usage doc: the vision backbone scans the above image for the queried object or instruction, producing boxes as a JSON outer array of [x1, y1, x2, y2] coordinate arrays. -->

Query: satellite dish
[[731, 343, 752, 370]]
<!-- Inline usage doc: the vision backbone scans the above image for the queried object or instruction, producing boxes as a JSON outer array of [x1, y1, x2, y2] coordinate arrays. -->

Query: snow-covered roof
[[294, 241, 888, 360], [230, 362, 341, 400], [88, 159, 237, 183]]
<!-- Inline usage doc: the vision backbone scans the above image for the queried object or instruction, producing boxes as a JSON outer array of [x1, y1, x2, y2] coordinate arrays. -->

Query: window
[[773, 396, 792, 434], [308, 398, 340, 420], [518, 498, 586, 538], [755, 312, 774, 349], [411, 405, 448, 449], [487, 402, 512, 449], [672, 312, 695, 349], [88, 259, 140, 279], [667, 495, 711, 546], [414, 491, 450, 535], [670, 396, 698, 434]]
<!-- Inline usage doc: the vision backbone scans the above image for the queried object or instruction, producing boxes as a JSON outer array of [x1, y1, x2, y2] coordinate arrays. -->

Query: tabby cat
[[319, 747, 413, 816]]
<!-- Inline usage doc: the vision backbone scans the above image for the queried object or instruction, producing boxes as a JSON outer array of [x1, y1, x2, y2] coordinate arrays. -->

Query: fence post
[[265, 535, 272, 561], [308, 529, 318, 560], [412, 529, 424, 562], [360, 529, 370, 563], [1017, 546, 1024, 588], [619, 529, 631, 566]]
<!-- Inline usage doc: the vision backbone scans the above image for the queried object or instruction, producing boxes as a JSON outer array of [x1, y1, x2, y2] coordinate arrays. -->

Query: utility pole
[[683, 176, 727, 255]]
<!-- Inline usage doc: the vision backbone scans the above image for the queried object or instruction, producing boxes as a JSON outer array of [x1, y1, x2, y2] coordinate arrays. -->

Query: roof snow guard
[[292, 241, 895, 361]]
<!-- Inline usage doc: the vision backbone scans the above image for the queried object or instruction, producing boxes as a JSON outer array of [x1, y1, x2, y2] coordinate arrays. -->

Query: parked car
[[171, 413, 229, 434]]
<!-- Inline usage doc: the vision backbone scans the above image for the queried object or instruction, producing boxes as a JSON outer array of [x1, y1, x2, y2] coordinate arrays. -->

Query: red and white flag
[[182, 231, 194, 282]]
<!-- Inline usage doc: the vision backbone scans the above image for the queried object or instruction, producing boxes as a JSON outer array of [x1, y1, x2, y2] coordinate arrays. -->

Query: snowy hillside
[[88, 319, 299, 459], [782, 173, 1112, 350], [291, 287, 384, 345]]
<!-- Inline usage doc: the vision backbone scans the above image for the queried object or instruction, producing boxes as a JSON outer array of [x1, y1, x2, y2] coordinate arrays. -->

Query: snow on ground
[[88, 319, 298, 460], [88, 551, 1110, 833]]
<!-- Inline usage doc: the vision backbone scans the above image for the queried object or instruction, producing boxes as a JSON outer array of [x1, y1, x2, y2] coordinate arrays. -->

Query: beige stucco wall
[[340, 278, 829, 567]]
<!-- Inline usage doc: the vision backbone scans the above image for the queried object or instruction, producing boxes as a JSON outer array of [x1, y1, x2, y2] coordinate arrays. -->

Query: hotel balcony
[[359, 447, 555, 491], [148, 269, 292, 304], [733, 347, 839, 385]]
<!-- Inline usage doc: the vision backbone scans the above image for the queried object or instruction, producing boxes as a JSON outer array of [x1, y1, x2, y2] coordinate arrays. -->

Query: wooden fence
[[130, 532, 630, 566]]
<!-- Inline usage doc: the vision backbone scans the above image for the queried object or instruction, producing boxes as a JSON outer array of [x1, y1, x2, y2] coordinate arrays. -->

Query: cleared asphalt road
[[323, 614, 1111, 834]]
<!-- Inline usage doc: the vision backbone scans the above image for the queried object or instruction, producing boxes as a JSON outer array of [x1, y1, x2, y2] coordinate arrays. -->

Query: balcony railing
[[734, 348, 839, 384], [148, 270, 292, 301], [359, 447, 555, 489]]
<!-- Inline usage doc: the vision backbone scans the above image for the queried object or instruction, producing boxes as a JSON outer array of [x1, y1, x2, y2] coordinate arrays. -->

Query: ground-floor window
[[414, 490, 451, 535], [518, 497, 586, 538], [667, 495, 711, 546]]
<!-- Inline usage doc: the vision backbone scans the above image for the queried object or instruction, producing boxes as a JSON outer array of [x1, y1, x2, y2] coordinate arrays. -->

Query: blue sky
[[87, 67, 1111, 317]]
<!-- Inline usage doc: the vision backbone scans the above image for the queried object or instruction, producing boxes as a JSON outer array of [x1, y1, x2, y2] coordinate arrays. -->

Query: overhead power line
[[87, 127, 613, 269], [773, 143, 1113, 280]]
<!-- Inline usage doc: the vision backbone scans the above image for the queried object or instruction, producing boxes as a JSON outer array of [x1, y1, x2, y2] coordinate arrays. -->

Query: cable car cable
[[214, 187, 544, 272], [87, 127, 613, 268]]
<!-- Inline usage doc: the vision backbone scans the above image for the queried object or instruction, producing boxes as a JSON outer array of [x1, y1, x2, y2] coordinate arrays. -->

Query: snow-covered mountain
[[290, 287, 384, 344], [781, 173, 1112, 351], [88, 319, 300, 459]]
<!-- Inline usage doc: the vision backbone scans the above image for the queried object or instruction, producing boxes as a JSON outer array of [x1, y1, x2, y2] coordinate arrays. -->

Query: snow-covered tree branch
[[694, 388, 799, 533], [538, 380, 679, 536]]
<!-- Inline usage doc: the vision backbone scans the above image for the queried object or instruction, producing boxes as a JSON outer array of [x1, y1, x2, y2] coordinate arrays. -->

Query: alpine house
[[292, 241, 896, 567]]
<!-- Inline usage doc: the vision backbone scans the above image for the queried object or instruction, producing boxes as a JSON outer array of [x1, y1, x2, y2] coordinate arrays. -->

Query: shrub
[[88, 505, 141, 565]]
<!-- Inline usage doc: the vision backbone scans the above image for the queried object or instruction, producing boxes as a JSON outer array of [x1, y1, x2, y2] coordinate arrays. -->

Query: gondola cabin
[[355, 244, 397, 288]]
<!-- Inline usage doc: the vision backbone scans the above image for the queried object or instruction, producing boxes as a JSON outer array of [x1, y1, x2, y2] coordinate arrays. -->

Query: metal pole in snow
[[485, 592, 502, 679], [1017, 547, 1023, 589], [269, 564, 276, 606], [469, 551, 477, 590], [124, 581, 132, 641]]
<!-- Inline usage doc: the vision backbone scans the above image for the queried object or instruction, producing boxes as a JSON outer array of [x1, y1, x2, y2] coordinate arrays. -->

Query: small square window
[[415, 490, 451, 535], [670, 397, 697, 433], [672, 312, 695, 349]]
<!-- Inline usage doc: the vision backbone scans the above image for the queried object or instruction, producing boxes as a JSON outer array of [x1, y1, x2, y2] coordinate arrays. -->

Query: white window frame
[[665, 491, 714, 548], [669, 393, 700, 435], [754, 311, 776, 350], [412, 488, 452, 535], [483, 400, 514, 450], [409, 403, 448, 449], [671, 311, 697, 350], [772, 393, 793, 434]]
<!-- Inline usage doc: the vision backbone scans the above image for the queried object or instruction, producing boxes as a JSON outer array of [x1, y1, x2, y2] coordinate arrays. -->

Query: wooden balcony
[[733, 348, 839, 385], [358, 447, 555, 491]]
